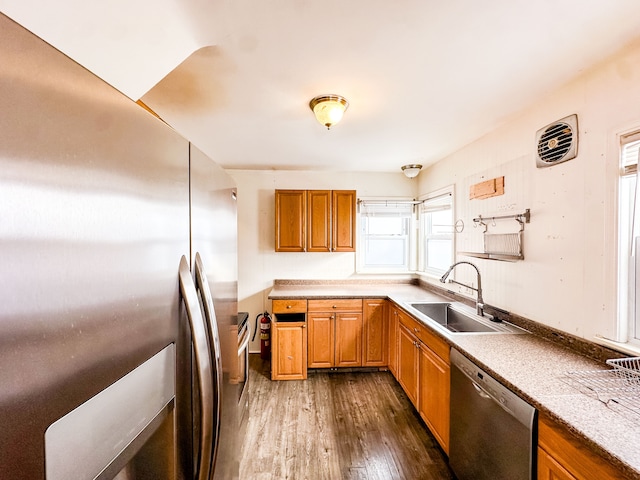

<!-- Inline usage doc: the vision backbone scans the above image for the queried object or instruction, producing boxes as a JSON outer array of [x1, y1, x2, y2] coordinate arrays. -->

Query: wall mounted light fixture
[[402, 164, 422, 178], [309, 95, 349, 129]]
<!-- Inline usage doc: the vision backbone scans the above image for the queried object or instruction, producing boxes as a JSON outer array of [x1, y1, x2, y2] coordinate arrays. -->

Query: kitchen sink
[[406, 302, 523, 334]]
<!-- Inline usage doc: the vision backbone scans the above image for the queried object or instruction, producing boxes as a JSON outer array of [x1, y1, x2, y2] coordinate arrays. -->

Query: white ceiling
[[3, 1, 640, 173]]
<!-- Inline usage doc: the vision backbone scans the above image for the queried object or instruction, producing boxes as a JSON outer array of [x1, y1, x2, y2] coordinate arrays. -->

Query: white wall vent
[[535, 114, 578, 168]]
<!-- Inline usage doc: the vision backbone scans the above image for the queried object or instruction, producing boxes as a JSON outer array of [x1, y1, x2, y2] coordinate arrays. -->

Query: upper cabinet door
[[275, 190, 306, 252], [307, 190, 331, 252], [275, 189, 356, 252], [332, 190, 356, 252]]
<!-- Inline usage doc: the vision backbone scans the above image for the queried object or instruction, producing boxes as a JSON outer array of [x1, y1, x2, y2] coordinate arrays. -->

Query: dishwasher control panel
[[450, 348, 536, 428]]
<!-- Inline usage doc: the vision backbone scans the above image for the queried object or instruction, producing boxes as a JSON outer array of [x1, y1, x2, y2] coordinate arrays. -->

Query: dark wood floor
[[240, 355, 456, 480]]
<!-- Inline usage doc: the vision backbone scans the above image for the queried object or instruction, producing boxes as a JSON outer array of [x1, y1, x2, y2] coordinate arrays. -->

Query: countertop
[[269, 282, 640, 478]]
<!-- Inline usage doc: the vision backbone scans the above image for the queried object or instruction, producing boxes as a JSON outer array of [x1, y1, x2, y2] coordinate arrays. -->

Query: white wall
[[418, 38, 640, 348], [230, 38, 640, 353], [227, 170, 416, 351]]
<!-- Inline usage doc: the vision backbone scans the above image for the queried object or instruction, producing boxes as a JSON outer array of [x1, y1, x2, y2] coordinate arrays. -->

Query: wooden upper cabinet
[[332, 190, 356, 252], [275, 190, 306, 252], [275, 189, 356, 252], [307, 190, 331, 252]]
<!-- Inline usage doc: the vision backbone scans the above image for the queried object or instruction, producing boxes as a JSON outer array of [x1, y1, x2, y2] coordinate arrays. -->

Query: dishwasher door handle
[[472, 381, 492, 399]]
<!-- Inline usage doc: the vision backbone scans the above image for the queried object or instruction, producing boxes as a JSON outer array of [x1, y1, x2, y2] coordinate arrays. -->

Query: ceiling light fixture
[[402, 164, 423, 178], [309, 95, 349, 129]]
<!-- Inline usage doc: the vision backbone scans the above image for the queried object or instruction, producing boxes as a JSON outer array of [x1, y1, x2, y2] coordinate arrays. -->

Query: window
[[418, 188, 454, 276], [618, 131, 640, 344], [357, 200, 415, 273]]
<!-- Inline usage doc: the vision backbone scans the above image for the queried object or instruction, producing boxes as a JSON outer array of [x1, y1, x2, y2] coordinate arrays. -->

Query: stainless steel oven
[[237, 312, 250, 429]]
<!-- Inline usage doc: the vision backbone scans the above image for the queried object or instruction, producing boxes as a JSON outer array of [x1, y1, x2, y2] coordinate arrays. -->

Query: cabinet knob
[[287, 305, 292, 309], [332, 305, 337, 309], [301, 324, 306, 328]]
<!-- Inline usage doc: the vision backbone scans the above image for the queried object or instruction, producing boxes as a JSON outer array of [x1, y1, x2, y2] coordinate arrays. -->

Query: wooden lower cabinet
[[537, 414, 626, 480], [307, 312, 335, 367], [271, 320, 307, 380], [335, 312, 363, 366], [418, 341, 450, 454], [271, 299, 307, 381], [538, 447, 577, 480], [388, 305, 399, 377], [396, 307, 450, 453], [307, 299, 363, 368], [362, 299, 387, 366], [397, 322, 419, 405]]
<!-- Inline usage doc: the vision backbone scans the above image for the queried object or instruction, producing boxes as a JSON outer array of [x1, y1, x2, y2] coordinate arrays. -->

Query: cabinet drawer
[[272, 299, 307, 313], [399, 310, 450, 362], [308, 299, 363, 312]]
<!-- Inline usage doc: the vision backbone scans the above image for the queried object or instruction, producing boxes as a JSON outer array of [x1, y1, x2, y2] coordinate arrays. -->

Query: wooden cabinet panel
[[275, 189, 355, 253], [307, 298, 362, 312], [272, 299, 307, 313], [537, 414, 624, 480], [538, 447, 577, 480], [398, 323, 419, 406], [332, 190, 356, 252], [307, 298, 363, 368], [395, 305, 450, 453], [363, 299, 387, 366], [271, 321, 307, 380], [388, 306, 399, 378], [418, 343, 450, 454], [307, 312, 335, 368], [335, 312, 363, 367], [307, 190, 331, 252], [275, 190, 306, 252]]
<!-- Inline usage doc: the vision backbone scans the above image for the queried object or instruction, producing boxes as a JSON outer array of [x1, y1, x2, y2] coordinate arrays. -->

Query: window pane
[[366, 217, 407, 235], [426, 239, 452, 271], [419, 191, 454, 275], [358, 200, 413, 272], [365, 238, 407, 266]]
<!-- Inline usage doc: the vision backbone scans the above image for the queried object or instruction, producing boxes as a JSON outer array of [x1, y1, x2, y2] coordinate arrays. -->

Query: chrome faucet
[[440, 261, 485, 316]]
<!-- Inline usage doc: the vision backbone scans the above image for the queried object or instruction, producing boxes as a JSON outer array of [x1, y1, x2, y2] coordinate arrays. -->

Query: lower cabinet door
[[537, 447, 577, 480], [418, 344, 450, 453], [271, 322, 307, 380], [307, 313, 334, 368], [335, 312, 363, 367], [397, 324, 419, 406]]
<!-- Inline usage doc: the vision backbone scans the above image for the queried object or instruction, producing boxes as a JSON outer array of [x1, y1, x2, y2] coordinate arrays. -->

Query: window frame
[[356, 198, 417, 274], [618, 131, 640, 346], [417, 185, 455, 277]]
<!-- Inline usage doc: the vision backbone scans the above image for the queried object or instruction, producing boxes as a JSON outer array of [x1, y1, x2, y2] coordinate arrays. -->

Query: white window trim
[[598, 123, 640, 353], [356, 197, 418, 274], [417, 185, 455, 278]]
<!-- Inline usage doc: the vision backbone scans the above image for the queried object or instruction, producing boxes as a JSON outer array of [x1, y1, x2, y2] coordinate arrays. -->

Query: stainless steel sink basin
[[406, 302, 522, 334]]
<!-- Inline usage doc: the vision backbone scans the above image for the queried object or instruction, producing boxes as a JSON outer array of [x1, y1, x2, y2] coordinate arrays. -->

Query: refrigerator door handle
[[178, 256, 214, 480], [194, 252, 223, 476]]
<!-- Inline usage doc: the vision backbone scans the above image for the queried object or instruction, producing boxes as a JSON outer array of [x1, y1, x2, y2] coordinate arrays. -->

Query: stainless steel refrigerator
[[0, 12, 238, 480]]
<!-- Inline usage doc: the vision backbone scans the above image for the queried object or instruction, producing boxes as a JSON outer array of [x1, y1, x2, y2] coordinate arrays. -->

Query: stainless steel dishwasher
[[449, 348, 537, 480]]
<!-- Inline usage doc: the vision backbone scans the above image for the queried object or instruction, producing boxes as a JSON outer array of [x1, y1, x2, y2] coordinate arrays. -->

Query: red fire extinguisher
[[252, 311, 272, 360]]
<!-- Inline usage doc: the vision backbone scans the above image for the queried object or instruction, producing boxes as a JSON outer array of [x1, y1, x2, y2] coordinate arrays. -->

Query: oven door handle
[[238, 325, 250, 355]]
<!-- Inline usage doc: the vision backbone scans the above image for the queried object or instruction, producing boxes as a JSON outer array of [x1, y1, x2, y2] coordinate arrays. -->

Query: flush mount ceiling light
[[309, 95, 349, 129], [402, 164, 422, 178]]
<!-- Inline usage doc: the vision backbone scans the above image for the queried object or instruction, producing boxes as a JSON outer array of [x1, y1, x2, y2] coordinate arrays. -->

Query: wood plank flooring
[[240, 355, 456, 479]]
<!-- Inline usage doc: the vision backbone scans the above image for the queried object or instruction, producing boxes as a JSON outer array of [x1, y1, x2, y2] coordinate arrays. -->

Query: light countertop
[[269, 282, 640, 478]]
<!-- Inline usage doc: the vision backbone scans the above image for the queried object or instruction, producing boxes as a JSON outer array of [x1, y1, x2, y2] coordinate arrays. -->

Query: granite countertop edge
[[268, 281, 640, 478]]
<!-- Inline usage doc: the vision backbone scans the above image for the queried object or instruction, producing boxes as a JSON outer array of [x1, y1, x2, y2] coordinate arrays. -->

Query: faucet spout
[[440, 261, 484, 316]]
